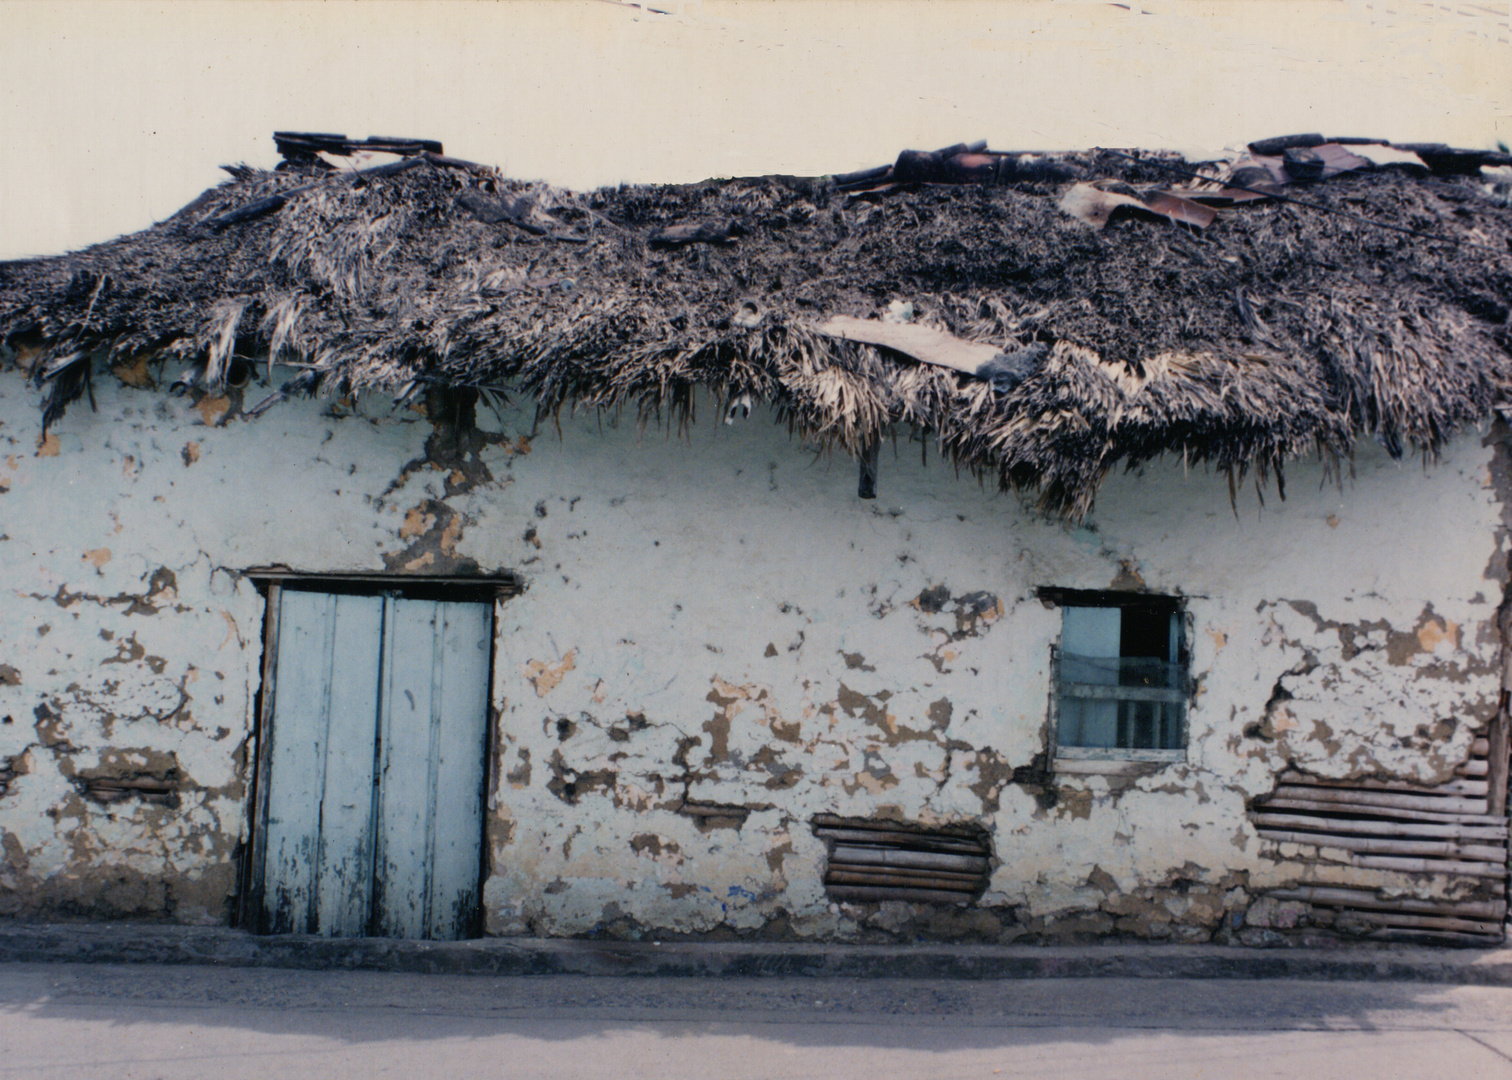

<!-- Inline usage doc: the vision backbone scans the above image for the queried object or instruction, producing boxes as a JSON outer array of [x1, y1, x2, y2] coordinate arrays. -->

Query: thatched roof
[[3, 133, 1511, 517]]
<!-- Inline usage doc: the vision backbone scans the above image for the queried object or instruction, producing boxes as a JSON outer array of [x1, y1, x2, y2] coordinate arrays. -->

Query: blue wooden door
[[256, 589, 491, 939]]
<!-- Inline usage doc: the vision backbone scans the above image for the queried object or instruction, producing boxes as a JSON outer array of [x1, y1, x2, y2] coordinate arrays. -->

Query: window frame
[[1041, 589, 1191, 772]]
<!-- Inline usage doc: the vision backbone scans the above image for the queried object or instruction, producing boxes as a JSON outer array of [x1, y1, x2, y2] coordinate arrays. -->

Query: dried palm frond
[[3, 146, 1510, 517]]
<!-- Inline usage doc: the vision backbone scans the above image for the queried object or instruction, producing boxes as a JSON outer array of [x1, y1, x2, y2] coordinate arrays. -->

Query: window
[[244, 575, 513, 940], [1048, 591, 1187, 765]]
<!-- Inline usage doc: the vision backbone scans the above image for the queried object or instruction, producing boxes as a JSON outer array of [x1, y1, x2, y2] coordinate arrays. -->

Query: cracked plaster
[[0, 360, 1504, 940]]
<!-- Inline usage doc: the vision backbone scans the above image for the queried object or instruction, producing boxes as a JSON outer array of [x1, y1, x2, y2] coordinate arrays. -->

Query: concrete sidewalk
[[1, 920, 1509, 983]]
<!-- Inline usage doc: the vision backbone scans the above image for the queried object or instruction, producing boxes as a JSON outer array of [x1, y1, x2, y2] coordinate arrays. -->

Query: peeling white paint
[[0, 364, 1503, 939]]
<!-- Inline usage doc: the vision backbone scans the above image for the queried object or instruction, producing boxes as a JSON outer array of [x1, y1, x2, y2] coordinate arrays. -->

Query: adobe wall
[[0, 360, 1503, 940]]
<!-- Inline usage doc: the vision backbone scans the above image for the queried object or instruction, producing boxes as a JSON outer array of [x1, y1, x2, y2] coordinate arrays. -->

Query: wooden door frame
[[237, 570, 521, 936]]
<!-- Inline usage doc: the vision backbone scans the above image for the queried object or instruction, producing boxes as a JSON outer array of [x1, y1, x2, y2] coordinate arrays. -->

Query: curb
[[2, 922, 1511, 983]]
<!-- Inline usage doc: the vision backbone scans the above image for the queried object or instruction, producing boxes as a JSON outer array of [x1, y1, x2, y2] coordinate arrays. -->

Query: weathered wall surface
[[0, 361, 1503, 938]]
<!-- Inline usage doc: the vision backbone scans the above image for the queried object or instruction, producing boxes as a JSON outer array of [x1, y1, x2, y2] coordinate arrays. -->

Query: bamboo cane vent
[[812, 815, 993, 905]]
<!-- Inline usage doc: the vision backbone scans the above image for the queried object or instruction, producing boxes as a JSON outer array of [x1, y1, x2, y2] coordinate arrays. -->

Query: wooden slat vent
[[813, 815, 992, 905], [1251, 735, 1507, 942], [77, 774, 180, 807]]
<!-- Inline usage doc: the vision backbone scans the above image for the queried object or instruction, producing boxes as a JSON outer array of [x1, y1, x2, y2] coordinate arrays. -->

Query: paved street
[[1, 962, 1510, 1079]]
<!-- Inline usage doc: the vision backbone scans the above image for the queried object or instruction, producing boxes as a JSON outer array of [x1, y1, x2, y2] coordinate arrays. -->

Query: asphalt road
[[1, 962, 1510, 1079]]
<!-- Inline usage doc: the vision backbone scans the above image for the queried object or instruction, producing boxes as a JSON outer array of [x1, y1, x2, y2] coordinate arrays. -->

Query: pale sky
[[0, 0, 1507, 260]]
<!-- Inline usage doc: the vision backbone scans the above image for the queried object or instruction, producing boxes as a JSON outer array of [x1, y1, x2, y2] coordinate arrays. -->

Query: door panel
[[373, 598, 490, 939], [260, 591, 383, 935]]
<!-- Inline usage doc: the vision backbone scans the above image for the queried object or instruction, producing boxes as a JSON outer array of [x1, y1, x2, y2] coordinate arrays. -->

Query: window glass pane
[[1059, 695, 1119, 748], [1120, 604, 1172, 660], [1062, 607, 1121, 663], [1057, 602, 1185, 753]]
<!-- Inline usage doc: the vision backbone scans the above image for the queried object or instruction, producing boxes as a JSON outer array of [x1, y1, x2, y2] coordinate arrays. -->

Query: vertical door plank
[[425, 599, 491, 939], [259, 590, 337, 934], [311, 593, 384, 937], [243, 583, 281, 932], [373, 597, 441, 939]]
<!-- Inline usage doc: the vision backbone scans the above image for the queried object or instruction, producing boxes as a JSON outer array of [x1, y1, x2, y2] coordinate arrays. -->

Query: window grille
[[1046, 591, 1188, 763]]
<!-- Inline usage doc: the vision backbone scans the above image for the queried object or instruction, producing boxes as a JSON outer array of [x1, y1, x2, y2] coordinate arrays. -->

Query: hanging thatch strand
[[2, 139, 1510, 518]]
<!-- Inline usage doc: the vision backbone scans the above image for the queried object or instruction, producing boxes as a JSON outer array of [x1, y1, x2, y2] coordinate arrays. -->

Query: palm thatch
[[3, 136, 1511, 517]]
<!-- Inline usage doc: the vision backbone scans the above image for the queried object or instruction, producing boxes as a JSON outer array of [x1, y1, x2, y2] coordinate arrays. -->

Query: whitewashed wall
[[0, 361, 1502, 938]]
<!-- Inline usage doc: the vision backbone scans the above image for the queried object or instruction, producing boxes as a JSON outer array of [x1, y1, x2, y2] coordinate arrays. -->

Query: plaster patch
[[111, 356, 155, 389], [195, 395, 230, 426], [399, 506, 435, 540], [526, 651, 577, 697], [1416, 617, 1460, 654]]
